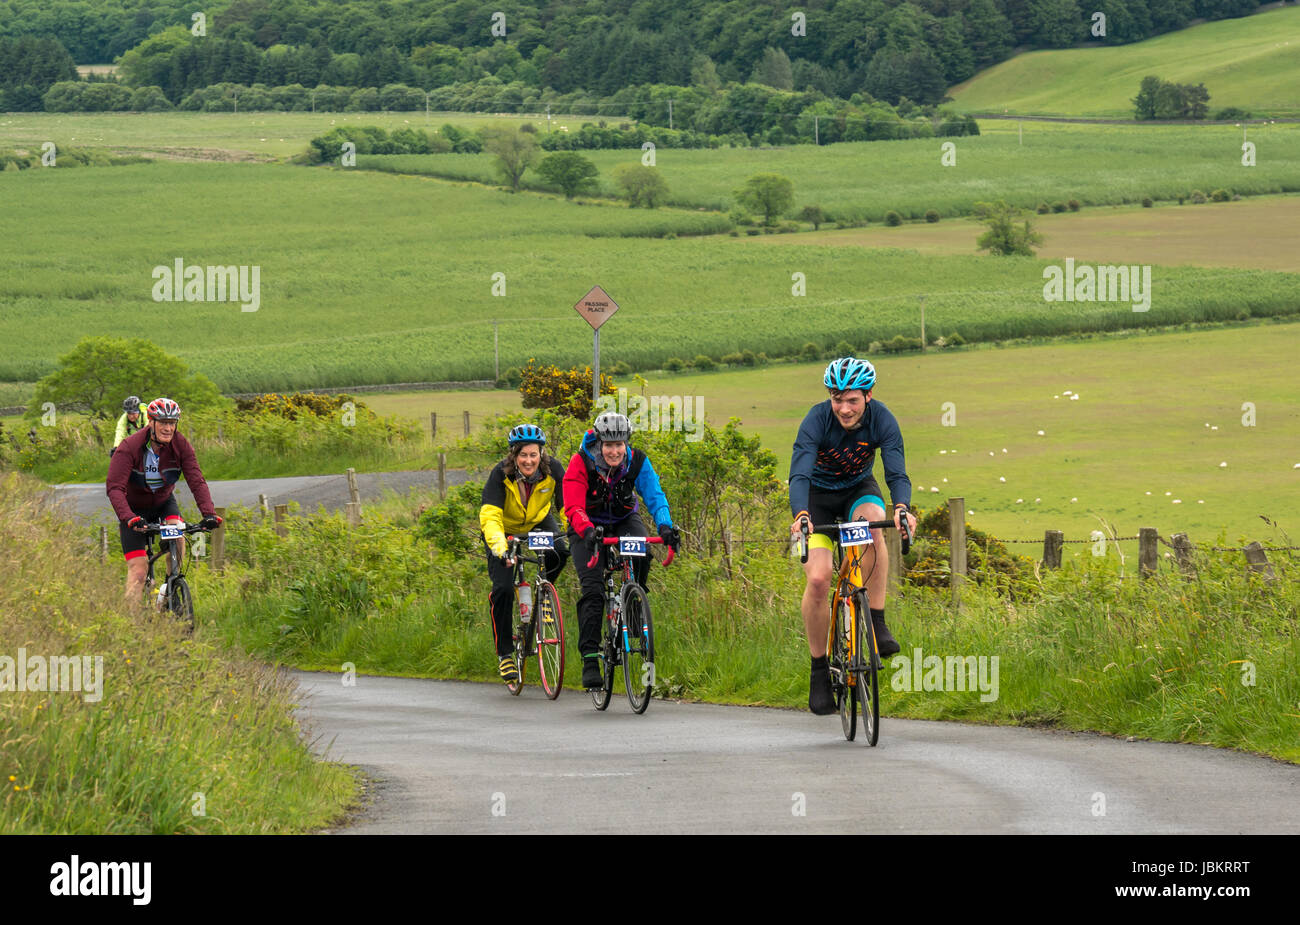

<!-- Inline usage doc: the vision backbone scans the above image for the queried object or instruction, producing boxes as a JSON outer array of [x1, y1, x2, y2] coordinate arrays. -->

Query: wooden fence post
[[1243, 541, 1276, 582], [274, 504, 288, 538], [438, 452, 447, 500], [212, 506, 226, 572], [100, 525, 108, 561], [721, 527, 733, 580], [949, 497, 966, 607], [1043, 530, 1063, 569], [463, 410, 470, 437], [430, 411, 437, 442], [346, 467, 360, 505], [1139, 527, 1158, 578], [1171, 533, 1195, 577], [258, 493, 269, 516], [345, 501, 362, 527]]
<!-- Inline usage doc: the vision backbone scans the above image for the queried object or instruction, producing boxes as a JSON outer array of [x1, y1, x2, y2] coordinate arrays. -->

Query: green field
[[0, 110, 599, 160], [950, 6, 1300, 117], [3, 161, 1298, 392], [358, 120, 1300, 219], [359, 321, 1300, 546]]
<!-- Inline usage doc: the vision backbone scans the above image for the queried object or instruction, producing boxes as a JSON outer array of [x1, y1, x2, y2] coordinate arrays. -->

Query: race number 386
[[838, 523, 873, 547]]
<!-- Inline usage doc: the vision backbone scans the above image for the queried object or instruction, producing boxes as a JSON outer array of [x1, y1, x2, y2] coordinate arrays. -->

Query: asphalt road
[[292, 671, 1300, 835], [47, 469, 472, 524]]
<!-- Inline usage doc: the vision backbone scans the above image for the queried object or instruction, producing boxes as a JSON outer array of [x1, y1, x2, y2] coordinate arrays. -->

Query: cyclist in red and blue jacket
[[563, 411, 680, 690]]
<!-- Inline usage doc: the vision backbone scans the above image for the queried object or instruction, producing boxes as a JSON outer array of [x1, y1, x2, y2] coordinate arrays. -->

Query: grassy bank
[[198, 463, 1300, 763], [0, 472, 358, 833]]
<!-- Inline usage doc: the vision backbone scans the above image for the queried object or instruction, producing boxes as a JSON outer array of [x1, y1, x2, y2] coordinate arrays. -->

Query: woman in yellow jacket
[[479, 423, 570, 683]]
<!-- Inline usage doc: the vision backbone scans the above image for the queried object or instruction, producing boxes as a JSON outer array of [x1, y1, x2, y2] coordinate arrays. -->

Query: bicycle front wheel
[[535, 580, 565, 700], [854, 591, 880, 746], [168, 577, 194, 632], [834, 594, 856, 741], [591, 607, 614, 711], [620, 583, 654, 714]]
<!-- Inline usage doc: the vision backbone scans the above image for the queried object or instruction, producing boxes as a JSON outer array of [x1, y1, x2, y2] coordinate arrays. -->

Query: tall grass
[[202, 487, 1300, 762], [0, 472, 357, 833]]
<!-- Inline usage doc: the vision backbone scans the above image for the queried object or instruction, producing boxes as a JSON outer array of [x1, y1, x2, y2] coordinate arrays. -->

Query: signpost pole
[[593, 328, 600, 402]]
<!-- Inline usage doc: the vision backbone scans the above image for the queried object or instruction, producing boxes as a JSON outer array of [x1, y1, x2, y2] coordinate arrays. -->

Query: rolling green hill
[[950, 5, 1300, 118]]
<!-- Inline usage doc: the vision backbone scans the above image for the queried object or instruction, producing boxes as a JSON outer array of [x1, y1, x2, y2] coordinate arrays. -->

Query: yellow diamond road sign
[[574, 286, 620, 331]]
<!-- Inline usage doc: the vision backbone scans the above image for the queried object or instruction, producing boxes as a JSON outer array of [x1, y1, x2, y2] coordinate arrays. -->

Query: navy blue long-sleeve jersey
[[789, 399, 912, 517]]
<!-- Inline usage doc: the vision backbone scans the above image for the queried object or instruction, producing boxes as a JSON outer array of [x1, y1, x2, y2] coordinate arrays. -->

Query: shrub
[[741, 349, 759, 366], [868, 341, 882, 353], [882, 334, 922, 353], [745, 228, 761, 235], [778, 221, 799, 233], [721, 352, 744, 366], [799, 342, 821, 361], [1036, 202, 1050, 214], [1190, 189, 1207, 204], [1213, 107, 1252, 121], [608, 361, 631, 376], [518, 359, 616, 419], [1067, 199, 1080, 212], [663, 357, 685, 372], [692, 354, 717, 371], [1142, 197, 1154, 208], [924, 209, 940, 223], [1210, 188, 1230, 202], [1051, 201, 1067, 213], [946, 331, 966, 346], [833, 340, 855, 357], [903, 502, 1034, 597], [500, 366, 522, 388], [884, 210, 903, 226]]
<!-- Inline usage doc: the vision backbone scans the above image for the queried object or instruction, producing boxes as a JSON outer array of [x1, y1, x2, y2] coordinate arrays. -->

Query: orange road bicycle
[[799, 516, 912, 745], [502, 532, 567, 699]]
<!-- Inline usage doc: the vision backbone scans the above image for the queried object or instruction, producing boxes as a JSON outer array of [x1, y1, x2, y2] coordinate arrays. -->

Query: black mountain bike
[[142, 521, 214, 631], [585, 527, 676, 714], [798, 515, 912, 745]]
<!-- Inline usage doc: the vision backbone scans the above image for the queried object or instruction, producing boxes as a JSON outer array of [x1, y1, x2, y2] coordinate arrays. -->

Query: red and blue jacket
[[563, 429, 672, 535]]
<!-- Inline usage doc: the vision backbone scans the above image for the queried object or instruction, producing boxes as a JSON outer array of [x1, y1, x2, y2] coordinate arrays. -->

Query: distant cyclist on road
[[789, 358, 916, 715], [478, 423, 571, 685], [106, 398, 221, 604], [563, 411, 680, 691], [111, 395, 146, 455]]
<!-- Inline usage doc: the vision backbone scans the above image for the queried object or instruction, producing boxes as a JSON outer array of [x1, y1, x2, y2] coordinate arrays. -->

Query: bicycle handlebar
[[797, 515, 913, 564], [584, 529, 676, 569], [142, 522, 215, 536]]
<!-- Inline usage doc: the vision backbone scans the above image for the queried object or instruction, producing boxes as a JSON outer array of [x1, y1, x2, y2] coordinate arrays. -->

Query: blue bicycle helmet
[[508, 423, 546, 446], [823, 357, 876, 392]]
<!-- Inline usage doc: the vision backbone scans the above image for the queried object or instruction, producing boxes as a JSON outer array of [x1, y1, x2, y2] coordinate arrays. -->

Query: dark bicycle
[[502, 532, 567, 699], [142, 520, 216, 631], [585, 527, 676, 714], [798, 515, 912, 745]]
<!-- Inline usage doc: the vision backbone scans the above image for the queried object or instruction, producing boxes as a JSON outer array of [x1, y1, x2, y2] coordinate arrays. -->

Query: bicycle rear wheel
[[833, 594, 856, 741], [854, 591, 880, 746], [168, 577, 194, 633], [535, 580, 565, 700], [620, 583, 654, 714]]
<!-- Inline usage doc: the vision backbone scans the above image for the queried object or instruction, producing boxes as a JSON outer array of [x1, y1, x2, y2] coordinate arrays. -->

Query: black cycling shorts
[[120, 497, 182, 561], [807, 476, 885, 541]]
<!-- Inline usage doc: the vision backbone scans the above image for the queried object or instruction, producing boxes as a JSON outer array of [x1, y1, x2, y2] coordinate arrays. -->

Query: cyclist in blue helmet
[[479, 422, 570, 684], [789, 357, 916, 715]]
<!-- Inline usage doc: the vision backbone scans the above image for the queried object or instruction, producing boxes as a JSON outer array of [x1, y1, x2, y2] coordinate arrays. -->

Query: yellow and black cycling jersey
[[479, 456, 568, 557]]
